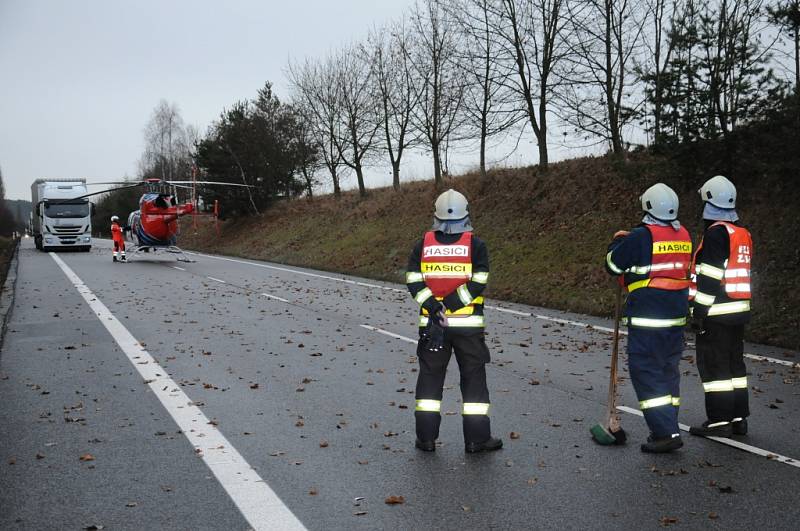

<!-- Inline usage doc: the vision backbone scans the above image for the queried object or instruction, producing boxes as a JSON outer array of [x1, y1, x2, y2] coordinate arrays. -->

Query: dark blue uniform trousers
[[627, 327, 683, 438]]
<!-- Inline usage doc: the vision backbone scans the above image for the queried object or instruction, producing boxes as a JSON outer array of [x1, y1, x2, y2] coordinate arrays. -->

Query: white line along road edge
[[49, 253, 306, 531], [617, 406, 799, 469], [187, 251, 797, 368], [360, 321, 800, 470]]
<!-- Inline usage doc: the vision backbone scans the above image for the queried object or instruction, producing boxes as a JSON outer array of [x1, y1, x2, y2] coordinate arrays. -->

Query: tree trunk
[[355, 163, 367, 197], [479, 132, 487, 180], [330, 168, 341, 198], [392, 162, 401, 191], [795, 30, 799, 94], [432, 143, 443, 189]]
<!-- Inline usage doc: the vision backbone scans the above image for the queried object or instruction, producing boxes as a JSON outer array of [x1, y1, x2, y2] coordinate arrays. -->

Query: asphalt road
[[1, 238, 798, 530]]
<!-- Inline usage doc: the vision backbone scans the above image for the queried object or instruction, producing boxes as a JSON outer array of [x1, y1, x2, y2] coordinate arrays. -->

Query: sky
[[0, 0, 424, 200]]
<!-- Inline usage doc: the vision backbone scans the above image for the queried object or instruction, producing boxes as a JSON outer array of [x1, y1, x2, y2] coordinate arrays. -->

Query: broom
[[590, 282, 627, 445]]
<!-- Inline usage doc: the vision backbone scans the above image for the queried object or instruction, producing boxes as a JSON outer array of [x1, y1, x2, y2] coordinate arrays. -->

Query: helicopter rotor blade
[[165, 180, 255, 188], [44, 183, 144, 205]]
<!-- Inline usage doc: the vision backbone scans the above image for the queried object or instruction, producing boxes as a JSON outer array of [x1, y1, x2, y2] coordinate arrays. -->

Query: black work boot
[[731, 418, 748, 435], [641, 434, 683, 453], [113, 256, 117, 262], [465, 437, 503, 454], [689, 421, 733, 437], [415, 439, 436, 452]]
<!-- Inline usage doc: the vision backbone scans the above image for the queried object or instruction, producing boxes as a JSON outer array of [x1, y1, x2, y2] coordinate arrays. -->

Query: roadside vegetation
[[182, 103, 800, 351]]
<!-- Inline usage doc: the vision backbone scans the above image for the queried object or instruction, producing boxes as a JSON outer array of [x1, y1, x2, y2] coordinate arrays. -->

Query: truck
[[30, 179, 93, 252]]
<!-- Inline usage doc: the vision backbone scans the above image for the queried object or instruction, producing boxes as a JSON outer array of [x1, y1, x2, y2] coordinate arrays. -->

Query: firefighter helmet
[[111, 215, 119, 222], [434, 189, 469, 221], [640, 183, 679, 221], [699, 175, 736, 209]]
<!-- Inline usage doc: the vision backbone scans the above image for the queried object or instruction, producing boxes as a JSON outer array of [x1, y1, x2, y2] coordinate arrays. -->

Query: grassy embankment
[[0, 237, 17, 291], [183, 116, 800, 350]]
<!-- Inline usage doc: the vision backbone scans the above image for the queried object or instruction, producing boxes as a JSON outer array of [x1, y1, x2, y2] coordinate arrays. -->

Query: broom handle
[[606, 282, 623, 431]]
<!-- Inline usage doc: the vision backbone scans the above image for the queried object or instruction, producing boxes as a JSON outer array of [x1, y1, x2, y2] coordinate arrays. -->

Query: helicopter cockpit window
[[44, 202, 90, 218]]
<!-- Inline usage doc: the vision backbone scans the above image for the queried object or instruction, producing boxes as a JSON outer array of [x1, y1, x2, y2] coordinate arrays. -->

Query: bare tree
[[370, 21, 420, 190], [768, 0, 800, 92], [481, 0, 571, 169], [699, 0, 778, 136], [562, 0, 647, 154], [288, 56, 345, 197], [334, 45, 381, 198], [448, 0, 521, 178], [406, 0, 467, 187], [637, 0, 682, 144], [142, 100, 192, 180]]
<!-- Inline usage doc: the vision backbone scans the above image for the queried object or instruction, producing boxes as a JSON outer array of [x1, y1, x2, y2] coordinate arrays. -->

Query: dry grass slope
[[183, 150, 799, 351]]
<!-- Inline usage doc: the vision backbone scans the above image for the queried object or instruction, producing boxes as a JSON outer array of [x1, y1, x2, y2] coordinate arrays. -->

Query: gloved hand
[[426, 318, 446, 352], [690, 316, 706, 336], [613, 230, 631, 240]]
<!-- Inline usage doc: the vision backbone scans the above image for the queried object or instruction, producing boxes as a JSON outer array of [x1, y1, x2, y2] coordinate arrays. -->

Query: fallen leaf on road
[[659, 516, 678, 526], [709, 512, 719, 519], [385, 495, 405, 505], [309, 488, 318, 496], [718, 485, 734, 493], [353, 511, 367, 516], [79, 454, 95, 462], [83, 525, 105, 530], [35, 453, 45, 460], [319, 440, 329, 448], [125, 502, 137, 508], [510, 432, 520, 439], [249, 383, 259, 389], [8, 457, 16, 465]]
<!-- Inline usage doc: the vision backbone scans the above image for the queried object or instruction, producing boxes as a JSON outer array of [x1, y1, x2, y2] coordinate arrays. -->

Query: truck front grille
[[52, 225, 83, 235]]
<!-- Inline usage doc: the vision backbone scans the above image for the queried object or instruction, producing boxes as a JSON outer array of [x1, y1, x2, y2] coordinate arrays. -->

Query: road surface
[[1, 239, 798, 530]]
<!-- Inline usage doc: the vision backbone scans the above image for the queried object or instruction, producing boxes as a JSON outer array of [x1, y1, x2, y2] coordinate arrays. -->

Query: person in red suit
[[111, 215, 126, 262]]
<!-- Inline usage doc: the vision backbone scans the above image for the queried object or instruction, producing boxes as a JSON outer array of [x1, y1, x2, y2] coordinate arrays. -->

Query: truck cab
[[31, 179, 93, 252]]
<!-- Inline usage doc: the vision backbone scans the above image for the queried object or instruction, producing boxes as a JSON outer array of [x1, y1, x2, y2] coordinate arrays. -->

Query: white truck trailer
[[30, 179, 93, 252]]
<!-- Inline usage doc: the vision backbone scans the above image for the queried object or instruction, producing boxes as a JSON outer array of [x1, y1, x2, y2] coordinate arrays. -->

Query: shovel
[[590, 282, 627, 445]]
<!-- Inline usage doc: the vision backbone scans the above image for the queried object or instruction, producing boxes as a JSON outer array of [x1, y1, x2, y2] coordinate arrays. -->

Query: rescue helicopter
[[52, 176, 252, 262]]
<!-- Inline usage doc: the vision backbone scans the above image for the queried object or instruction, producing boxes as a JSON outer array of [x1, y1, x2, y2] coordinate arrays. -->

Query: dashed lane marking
[[360, 324, 417, 344], [172, 266, 186, 271], [616, 406, 799, 469], [262, 292, 290, 303], [207, 276, 226, 284], [183, 251, 797, 367], [358, 320, 800, 470], [50, 253, 307, 531]]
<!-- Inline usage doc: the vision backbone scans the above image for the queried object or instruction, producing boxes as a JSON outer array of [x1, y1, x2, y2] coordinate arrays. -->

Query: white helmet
[[699, 175, 736, 208], [111, 215, 119, 222], [640, 183, 679, 221], [434, 189, 469, 220]]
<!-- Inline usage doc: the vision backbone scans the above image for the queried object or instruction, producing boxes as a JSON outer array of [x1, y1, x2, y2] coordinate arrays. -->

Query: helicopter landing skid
[[133, 245, 196, 263]]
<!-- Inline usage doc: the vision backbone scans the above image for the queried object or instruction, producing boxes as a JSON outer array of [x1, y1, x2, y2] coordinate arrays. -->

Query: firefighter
[[111, 215, 126, 262], [689, 176, 752, 437], [406, 189, 502, 454], [605, 183, 692, 453]]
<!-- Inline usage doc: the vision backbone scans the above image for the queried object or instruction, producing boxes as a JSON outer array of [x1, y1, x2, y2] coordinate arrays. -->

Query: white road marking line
[[207, 276, 226, 284], [172, 266, 186, 271], [744, 353, 799, 368], [187, 251, 796, 367], [186, 251, 403, 292], [616, 405, 799, 469], [262, 293, 290, 303], [360, 324, 417, 344], [359, 320, 800, 470], [50, 253, 306, 531]]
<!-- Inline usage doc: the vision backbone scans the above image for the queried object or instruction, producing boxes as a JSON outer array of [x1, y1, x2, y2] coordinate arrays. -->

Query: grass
[[0, 237, 16, 293], [181, 151, 799, 351]]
